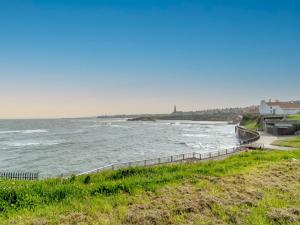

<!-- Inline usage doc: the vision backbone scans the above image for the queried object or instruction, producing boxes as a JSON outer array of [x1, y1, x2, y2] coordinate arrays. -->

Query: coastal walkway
[[251, 132, 297, 151]]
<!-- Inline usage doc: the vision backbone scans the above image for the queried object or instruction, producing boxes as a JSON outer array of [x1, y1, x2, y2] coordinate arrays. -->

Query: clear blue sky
[[0, 0, 300, 118]]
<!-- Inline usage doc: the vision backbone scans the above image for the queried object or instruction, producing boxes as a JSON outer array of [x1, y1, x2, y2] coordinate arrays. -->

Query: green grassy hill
[[239, 114, 261, 130], [272, 135, 300, 148], [1, 150, 300, 224], [288, 114, 300, 120]]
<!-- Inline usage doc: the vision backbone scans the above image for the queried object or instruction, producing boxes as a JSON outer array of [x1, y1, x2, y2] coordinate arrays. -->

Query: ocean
[[0, 118, 238, 177]]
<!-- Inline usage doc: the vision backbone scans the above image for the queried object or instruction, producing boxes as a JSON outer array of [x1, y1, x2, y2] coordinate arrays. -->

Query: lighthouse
[[173, 105, 177, 113]]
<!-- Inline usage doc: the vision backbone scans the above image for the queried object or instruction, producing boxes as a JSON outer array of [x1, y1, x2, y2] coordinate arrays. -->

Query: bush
[[83, 175, 91, 185]]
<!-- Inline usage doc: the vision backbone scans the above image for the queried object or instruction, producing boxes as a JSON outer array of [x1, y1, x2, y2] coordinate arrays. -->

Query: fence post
[[193, 152, 195, 158], [144, 160, 147, 166], [112, 165, 114, 170], [209, 152, 212, 158], [158, 158, 161, 164], [171, 156, 173, 162], [199, 153, 202, 160], [183, 154, 185, 160]]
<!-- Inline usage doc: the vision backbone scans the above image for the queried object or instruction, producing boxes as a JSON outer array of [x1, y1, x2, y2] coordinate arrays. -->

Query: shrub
[[83, 175, 91, 185]]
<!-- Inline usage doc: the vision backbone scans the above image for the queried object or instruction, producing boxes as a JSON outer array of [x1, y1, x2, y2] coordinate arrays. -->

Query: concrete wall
[[235, 126, 260, 144], [264, 120, 300, 136]]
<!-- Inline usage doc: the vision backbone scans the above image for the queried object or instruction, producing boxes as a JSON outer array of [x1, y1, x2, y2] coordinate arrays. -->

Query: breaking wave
[[182, 134, 209, 137], [0, 129, 48, 134]]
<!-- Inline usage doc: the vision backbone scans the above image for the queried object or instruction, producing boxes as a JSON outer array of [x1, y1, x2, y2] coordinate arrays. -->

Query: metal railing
[[0, 171, 39, 180], [77, 146, 247, 176]]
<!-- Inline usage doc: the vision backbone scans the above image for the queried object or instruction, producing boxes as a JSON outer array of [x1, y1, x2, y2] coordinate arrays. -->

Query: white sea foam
[[22, 129, 48, 134], [182, 134, 209, 137], [88, 124, 104, 128], [109, 124, 128, 128], [0, 130, 20, 134], [0, 129, 48, 134], [4, 140, 61, 147]]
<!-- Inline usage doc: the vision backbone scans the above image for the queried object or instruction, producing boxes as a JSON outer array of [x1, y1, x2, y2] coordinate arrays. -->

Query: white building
[[259, 100, 300, 115]]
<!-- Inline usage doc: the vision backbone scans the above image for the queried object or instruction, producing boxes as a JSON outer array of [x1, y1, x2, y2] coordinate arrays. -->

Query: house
[[259, 100, 300, 115]]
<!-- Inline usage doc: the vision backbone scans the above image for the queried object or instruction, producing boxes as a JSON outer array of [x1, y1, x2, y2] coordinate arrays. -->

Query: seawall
[[235, 126, 260, 144]]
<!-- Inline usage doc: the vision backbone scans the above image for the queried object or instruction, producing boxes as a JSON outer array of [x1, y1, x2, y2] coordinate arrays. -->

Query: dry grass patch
[[125, 160, 300, 225]]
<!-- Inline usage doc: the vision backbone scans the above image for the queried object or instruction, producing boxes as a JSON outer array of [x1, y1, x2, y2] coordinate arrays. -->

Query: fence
[[77, 146, 247, 176], [0, 171, 39, 180]]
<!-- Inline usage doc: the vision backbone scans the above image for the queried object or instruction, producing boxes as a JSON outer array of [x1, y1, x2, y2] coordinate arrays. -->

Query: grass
[[288, 114, 300, 120], [272, 135, 300, 148], [240, 114, 261, 130], [1, 149, 300, 224]]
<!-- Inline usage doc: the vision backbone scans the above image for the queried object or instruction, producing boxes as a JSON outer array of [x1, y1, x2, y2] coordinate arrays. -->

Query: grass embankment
[[240, 114, 261, 130], [288, 114, 300, 120], [1, 150, 300, 224], [272, 135, 300, 148]]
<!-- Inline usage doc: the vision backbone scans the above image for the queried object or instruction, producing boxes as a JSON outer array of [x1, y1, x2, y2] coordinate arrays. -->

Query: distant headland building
[[259, 99, 300, 115]]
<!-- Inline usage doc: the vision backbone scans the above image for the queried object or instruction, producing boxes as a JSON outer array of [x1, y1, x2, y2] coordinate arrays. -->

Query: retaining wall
[[235, 126, 260, 144]]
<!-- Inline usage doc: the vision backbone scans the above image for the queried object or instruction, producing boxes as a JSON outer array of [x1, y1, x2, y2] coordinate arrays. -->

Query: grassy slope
[[1, 150, 300, 224], [272, 135, 300, 148], [240, 114, 260, 130], [288, 114, 300, 120]]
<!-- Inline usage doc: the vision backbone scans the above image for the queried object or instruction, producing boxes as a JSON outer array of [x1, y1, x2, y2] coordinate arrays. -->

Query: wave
[[4, 140, 61, 147], [0, 129, 48, 134], [181, 142, 216, 149], [0, 130, 20, 134], [182, 134, 209, 138], [22, 129, 48, 134], [87, 124, 105, 128], [109, 124, 128, 128], [87, 123, 128, 129]]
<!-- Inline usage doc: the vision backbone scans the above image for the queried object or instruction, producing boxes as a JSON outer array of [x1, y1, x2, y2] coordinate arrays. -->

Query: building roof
[[266, 101, 300, 109]]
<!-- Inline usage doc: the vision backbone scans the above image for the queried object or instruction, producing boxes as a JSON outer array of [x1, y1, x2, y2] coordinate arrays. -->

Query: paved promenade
[[252, 132, 297, 151]]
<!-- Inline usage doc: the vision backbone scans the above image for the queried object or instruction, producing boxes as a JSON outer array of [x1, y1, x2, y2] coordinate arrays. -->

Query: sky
[[0, 0, 300, 119]]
